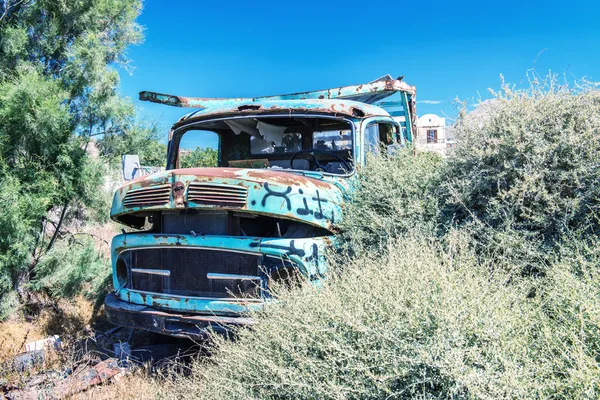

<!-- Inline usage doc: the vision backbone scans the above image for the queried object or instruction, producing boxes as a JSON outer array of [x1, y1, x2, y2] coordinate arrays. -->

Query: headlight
[[115, 255, 129, 288]]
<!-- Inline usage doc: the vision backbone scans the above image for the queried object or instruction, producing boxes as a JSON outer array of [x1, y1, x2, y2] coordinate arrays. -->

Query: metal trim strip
[[131, 268, 171, 277], [206, 273, 261, 281]]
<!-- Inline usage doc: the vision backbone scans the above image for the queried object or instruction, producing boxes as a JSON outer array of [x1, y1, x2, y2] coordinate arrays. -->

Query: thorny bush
[[443, 74, 600, 272]]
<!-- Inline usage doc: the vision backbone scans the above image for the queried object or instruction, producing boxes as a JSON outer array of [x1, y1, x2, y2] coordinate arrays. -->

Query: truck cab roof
[[174, 98, 393, 126]]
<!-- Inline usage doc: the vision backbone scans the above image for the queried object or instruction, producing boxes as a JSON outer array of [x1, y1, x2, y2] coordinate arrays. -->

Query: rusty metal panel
[[112, 168, 345, 232], [187, 182, 248, 207], [123, 184, 171, 207], [139, 75, 415, 109], [109, 233, 330, 315]]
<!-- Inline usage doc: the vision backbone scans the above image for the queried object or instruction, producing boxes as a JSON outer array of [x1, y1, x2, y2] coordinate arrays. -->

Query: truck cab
[[104, 75, 416, 338]]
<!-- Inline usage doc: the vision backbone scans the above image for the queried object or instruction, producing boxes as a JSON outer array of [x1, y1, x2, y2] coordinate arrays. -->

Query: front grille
[[123, 248, 262, 299], [187, 183, 247, 207], [124, 184, 171, 207]]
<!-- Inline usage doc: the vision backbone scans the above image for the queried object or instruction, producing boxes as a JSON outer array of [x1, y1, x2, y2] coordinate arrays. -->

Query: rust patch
[[157, 167, 336, 190], [179, 167, 240, 179], [243, 169, 334, 190]]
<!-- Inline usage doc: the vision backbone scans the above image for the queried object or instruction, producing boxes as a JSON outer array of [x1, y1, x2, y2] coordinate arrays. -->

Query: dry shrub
[[444, 73, 600, 271], [0, 316, 47, 360], [69, 369, 162, 400], [0, 294, 101, 388], [0, 294, 96, 362], [37, 295, 98, 337], [152, 75, 600, 399], [155, 232, 599, 399]]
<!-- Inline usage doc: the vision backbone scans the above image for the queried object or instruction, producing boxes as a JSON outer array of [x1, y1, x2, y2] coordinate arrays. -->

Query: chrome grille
[[123, 184, 171, 207], [124, 248, 262, 299], [187, 183, 247, 207]]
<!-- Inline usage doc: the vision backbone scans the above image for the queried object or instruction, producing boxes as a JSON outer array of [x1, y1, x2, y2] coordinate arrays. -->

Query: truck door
[[362, 119, 403, 162]]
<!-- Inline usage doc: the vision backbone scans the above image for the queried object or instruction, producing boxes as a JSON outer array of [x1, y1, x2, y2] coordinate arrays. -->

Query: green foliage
[[28, 236, 110, 300], [138, 137, 168, 167], [0, 69, 70, 168], [0, 0, 143, 314], [0, 291, 19, 321], [339, 148, 442, 252], [0, 0, 143, 137], [0, 69, 100, 205], [72, 156, 114, 223], [98, 121, 167, 167], [0, 169, 55, 308], [180, 147, 218, 168]]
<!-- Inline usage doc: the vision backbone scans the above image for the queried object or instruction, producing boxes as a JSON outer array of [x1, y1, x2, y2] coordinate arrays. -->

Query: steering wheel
[[290, 148, 351, 172]]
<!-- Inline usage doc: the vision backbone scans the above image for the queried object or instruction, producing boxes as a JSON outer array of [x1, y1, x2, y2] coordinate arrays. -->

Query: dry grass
[[0, 219, 116, 392], [0, 294, 100, 388], [0, 295, 96, 358], [0, 316, 47, 360], [70, 371, 162, 400]]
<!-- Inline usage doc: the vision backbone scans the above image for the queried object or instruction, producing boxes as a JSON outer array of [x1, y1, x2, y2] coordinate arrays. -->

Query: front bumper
[[104, 293, 255, 338], [107, 233, 332, 337]]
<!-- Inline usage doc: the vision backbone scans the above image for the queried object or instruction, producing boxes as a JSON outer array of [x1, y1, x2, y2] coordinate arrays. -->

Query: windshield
[[173, 116, 354, 175]]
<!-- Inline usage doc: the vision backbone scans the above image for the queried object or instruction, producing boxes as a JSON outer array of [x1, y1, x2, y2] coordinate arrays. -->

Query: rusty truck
[[104, 75, 416, 338]]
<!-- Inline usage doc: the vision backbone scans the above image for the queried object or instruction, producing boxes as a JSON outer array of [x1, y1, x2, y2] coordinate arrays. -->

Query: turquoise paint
[[176, 99, 390, 123], [139, 75, 415, 111], [111, 233, 330, 314], [111, 168, 345, 230]]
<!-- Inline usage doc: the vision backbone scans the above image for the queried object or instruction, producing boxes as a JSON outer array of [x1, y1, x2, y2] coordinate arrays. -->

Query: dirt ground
[[0, 296, 201, 400]]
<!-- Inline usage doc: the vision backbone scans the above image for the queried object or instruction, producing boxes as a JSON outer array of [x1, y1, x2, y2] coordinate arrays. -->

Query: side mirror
[[122, 155, 141, 181]]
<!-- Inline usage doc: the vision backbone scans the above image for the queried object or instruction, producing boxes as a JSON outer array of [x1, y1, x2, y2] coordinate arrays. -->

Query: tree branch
[[46, 202, 68, 252], [0, 0, 33, 25]]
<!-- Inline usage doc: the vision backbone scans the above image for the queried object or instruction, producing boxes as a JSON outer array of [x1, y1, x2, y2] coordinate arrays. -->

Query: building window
[[426, 129, 438, 144]]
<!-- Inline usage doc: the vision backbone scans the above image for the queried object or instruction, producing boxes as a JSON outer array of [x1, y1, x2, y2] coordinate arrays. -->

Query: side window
[[364, 122, 396, 154], [177, 130, 220, 168], [312, 130, 352, 151]]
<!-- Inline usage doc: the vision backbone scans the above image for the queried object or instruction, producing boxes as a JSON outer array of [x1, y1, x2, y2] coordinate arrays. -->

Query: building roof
[[417, 113, 446, 127]]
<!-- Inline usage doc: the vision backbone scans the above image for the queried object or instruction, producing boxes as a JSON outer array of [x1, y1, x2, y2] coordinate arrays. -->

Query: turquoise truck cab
[[104, 75, 416, 338]]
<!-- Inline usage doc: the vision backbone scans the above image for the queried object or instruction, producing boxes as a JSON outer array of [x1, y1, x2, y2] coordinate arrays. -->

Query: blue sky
[[118, 0, 600, 148]]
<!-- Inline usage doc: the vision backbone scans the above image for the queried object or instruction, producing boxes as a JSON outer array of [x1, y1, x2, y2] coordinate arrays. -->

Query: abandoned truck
[[104, 75, 416, 338]]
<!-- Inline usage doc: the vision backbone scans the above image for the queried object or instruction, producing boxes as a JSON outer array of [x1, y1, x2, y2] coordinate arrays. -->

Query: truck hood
[[111, 168, 345, 231]]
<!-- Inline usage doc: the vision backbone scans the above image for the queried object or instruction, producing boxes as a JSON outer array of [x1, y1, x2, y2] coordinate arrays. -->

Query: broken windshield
[[173, 116, 354, 175]]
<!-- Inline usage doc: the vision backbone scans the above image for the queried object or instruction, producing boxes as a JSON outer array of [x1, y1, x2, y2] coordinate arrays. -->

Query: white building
[[415, 114, 454, 155]]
